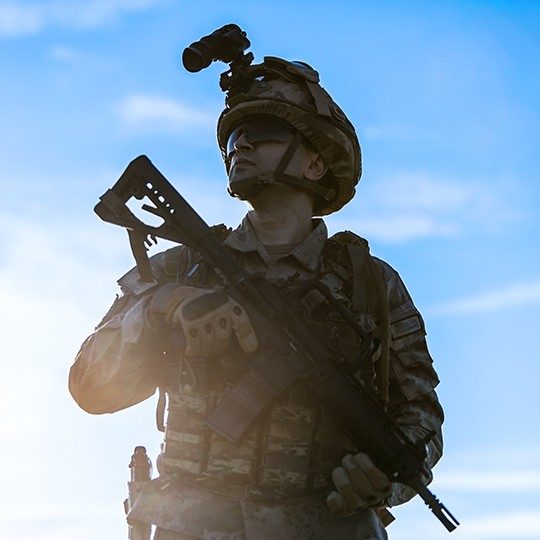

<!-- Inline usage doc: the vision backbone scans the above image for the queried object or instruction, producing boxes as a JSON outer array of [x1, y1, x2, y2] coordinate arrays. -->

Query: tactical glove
[[326, 452, 393, 516], [148, 284, 258, 357]]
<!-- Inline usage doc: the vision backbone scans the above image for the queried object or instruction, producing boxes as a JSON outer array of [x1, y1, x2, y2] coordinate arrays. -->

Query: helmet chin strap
[[228, 132, 336, 203]]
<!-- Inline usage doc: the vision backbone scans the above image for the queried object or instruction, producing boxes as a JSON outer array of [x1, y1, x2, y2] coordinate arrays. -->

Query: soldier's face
[[226, 117, 300, 182]]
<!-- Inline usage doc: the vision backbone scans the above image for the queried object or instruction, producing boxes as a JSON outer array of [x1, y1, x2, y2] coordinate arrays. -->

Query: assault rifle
[[95, 155, 459, 532]]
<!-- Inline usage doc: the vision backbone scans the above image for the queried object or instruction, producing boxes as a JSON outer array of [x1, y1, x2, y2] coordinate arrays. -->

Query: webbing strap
[[229, 173, 334, 200], [346, 241, 390, 405], [368, 257, 390, 405], [346, 244, 368, 313], [228, 130, 335, 203], [306, 81, 333, 117], [128, 229, 155, 282], [279, 174, 335, 200], [275, 131, 304, 176]]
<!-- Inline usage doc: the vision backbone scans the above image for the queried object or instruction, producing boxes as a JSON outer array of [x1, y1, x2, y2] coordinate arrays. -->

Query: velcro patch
[[391, 315, 422, 340]]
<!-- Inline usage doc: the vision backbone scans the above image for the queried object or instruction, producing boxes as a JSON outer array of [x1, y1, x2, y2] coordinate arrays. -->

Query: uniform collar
[[224, 213, 328, 272]]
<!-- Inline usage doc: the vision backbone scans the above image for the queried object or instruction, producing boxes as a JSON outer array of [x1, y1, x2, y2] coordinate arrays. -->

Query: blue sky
[[1, 1, 539, 538]]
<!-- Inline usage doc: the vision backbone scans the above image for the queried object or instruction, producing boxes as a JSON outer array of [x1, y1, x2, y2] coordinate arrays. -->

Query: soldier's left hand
[[326, 452, 393, 516]]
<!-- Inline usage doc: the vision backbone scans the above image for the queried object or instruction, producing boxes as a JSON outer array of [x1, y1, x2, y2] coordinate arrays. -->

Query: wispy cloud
[[118, 94, 215, 132], [464, 511, 540, 538], [331, 170, 509, 243], [331, 214, 458, 242], [429, 280, 540, 315], [48, 45, 109, 68], [49, 45, 88, 64], [0, 0, 161, 38], [0, 2, 41, 37], [436, 470, 540, 492], [372, 171, 478, 212], [392, 511, 540, 540], [447, 445, 540, 467]]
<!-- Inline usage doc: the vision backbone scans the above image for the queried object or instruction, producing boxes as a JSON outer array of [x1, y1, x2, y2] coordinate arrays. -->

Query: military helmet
[[216, 56, 362, 215]]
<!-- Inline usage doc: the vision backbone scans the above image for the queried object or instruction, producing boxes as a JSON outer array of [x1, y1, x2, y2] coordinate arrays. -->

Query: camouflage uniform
[[70, 214, 443, 540]]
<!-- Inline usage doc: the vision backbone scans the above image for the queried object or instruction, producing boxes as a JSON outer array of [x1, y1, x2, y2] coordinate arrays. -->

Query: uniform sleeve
[[376, 260, 445, 507], [68, 290, 169, 414], [69, 250, 182, 415], [69, 244, 202, 415]]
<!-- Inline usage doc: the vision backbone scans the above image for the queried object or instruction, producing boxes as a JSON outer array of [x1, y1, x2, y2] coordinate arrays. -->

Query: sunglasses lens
[[226, 126, 246, 157], [226, 118, 295, 157]]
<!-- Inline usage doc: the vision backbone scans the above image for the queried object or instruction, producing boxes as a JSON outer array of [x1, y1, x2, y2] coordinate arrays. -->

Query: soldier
[[69, 50, 444, 539]]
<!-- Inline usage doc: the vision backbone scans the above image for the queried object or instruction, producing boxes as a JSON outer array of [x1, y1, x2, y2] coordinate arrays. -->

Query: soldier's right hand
[[326, 452, 393, 516], [148, 284, 258, 357]]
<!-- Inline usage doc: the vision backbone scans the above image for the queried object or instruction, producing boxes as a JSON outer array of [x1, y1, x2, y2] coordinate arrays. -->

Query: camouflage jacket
[[69, 214, 444, 539]]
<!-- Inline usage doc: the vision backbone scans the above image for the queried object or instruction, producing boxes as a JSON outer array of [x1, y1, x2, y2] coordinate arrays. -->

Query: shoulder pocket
[[391, 340, 440, 400], [389, 300, 426, 355], [389, 302, 439, 399], [390, 300, 439, 401]]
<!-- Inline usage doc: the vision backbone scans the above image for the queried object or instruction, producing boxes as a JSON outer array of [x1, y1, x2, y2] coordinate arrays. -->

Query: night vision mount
[[181, 24, 319, 98], [182, 23, 256, 95]]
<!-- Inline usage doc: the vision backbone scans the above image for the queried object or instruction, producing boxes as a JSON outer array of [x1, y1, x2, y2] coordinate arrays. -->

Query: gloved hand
[[326, 452, 393, 516], [148, 284, 258, 357]]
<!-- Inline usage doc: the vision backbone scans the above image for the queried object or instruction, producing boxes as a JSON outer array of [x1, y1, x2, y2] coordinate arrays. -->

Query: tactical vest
[[155, 227, 389, 499]]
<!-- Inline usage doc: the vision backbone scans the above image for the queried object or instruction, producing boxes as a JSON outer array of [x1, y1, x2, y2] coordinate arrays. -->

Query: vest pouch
[[127, 478, 244, 539]]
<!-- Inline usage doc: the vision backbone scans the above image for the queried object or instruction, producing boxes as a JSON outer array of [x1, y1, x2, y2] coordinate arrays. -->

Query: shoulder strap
[[325, 230, 390, 405]]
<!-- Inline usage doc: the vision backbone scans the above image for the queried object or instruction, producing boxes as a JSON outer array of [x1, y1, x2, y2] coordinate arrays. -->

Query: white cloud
[[464, 511, 540, 538], [118, 94, 215, 132], [429, 280, 540, 315], [334, 169, 515, 243], [436, 470, 540, 492], [48, 45, 109, 68], [49, 44, 85, 63], [373, 171, 477, 212], [330, 214, 458, 242], [0, 0, 161, 38], [391, 510, 540, 540], [448, 445, 540, 467], [0, 2, 42, 37]]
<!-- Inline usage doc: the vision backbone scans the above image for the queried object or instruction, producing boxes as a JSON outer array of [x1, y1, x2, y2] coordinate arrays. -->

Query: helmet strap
[[274, 131, 304, 177], [229, 172, 335, 201], [228, 131, 335, 203]]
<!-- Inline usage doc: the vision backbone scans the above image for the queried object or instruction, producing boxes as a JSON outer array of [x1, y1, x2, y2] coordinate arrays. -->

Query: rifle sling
[[128, 229, 155, 283]]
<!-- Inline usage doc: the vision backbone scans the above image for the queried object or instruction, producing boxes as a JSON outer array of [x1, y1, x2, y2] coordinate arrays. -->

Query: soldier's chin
[[228, 178, 265, 201]]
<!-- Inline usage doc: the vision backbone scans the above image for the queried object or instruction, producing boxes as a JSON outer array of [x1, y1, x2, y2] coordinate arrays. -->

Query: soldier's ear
[[304, 153, 328, 182]]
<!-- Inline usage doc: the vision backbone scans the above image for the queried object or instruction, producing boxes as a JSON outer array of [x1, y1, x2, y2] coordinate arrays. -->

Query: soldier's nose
[[234, 131, 254, 152]]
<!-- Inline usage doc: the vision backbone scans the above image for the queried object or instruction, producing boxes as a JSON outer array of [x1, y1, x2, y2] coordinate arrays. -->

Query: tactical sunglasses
[[226, 117, 297, 158]]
